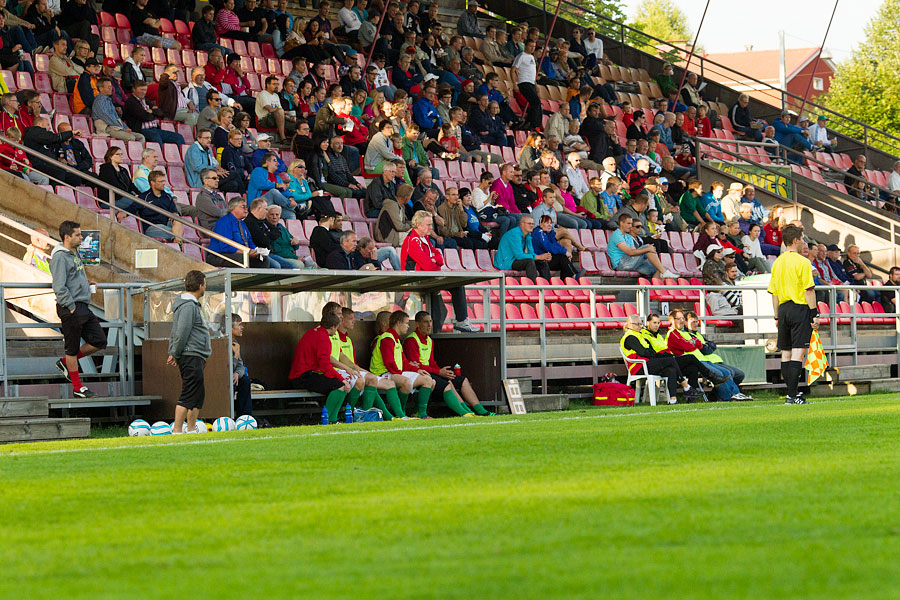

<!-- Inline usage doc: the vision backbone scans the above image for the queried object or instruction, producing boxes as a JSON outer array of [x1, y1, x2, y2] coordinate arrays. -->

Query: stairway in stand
[[0, 397, 90, 443]]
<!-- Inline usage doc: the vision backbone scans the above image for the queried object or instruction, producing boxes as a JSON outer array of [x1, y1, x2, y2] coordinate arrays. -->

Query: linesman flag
[[805, 330, 828, 384]]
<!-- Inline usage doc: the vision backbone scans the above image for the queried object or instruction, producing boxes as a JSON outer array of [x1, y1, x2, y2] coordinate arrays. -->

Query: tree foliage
[[631, 0, 692, 43], [521, 0, 627, 39], [820, 0, 900, 152]]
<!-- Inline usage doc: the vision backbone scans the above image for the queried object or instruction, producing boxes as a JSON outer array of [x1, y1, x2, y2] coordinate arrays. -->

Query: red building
[[700, 47, 836, 109]]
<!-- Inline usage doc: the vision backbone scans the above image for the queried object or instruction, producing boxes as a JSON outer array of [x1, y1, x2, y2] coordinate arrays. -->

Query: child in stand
[[437, 122, 461, 159], [696, 104, 713, 138], [646, 208, 662, 236], [0, 127, 49, 184]]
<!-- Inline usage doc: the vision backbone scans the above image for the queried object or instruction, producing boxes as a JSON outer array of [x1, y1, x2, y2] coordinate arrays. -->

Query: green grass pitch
[[3, 395, 900, 599]]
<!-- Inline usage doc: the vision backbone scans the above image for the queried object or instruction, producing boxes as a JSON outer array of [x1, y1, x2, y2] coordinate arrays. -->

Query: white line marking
[[0, 397, 884, 458]]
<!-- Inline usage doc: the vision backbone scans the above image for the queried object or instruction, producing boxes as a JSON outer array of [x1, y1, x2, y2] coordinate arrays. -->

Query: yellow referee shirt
[[768, 251, 815, 305]]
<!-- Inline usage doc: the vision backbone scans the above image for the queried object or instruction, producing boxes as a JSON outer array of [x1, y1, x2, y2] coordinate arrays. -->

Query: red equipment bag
[[592, 382, 635, 407]]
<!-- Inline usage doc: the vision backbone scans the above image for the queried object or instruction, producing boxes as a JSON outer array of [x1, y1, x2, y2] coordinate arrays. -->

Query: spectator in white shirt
[[808, 115, 836, 152], [563, 152, 589, 200], [583, 28, 605, 67], [337, 0, 361, 42], [889, 160, 900, 197]]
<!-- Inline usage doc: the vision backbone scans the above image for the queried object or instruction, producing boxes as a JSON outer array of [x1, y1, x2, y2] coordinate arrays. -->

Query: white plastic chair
[[619, 348, 667, 406]]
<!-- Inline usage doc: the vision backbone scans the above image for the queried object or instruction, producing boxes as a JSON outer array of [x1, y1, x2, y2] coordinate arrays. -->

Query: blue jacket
[[185, 142, 218, 188], [467, 106, 492, 136], [702, 192, 724, 224], [828, 257, 851, 283], [439, 70, 463, 101], [773, 118, 811, 148], [392, 67, 423, 94], [208, 212, 256, 256], [494, 226, 535, 270], [532, 228, 567, 255], [477, 84, 507, 108], [286, 174, 313, 205], [413, 97, 442, 131], [220, 144, 251, 178], [248, 167, 277, 201], [249, 149, 287, 174]]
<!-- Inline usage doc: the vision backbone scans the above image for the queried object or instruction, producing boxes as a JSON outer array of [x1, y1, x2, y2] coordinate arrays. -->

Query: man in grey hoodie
[[167, 270, 212, 434], [51, 221, 106, 399]]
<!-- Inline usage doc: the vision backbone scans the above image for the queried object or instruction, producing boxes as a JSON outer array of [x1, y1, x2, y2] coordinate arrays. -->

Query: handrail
[[694, 136, 900, 214], [515, 0, 900, 157], [0, 133, 251, 268]]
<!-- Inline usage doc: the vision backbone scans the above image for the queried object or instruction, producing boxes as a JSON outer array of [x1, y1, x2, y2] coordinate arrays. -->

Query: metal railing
[[0, 133, 252, 268], [519, 0, 900, 158], [0, 282, 142, 397], [694, 136, 900, 228], [464, 279, 900, 393]]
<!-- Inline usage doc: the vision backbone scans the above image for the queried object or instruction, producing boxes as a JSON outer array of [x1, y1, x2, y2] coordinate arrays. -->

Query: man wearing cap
[[773, 111, 813, 165], [457, 1, 484, 38], [729, 94, 763, 142], [808, 115, 835, 152], [100, 58, 127, 111], [721, 182, 744, 222], [72, 57, 101, 115]]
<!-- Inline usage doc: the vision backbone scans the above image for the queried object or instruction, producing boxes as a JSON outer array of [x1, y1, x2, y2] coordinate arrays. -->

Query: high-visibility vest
[[640, 328, 669, 353], [369, 331, 401, 375], [688, 329, 723, 363], [407, 333, 433, 365], [620, 329, 650, 374], [331, 330, 355, 363]]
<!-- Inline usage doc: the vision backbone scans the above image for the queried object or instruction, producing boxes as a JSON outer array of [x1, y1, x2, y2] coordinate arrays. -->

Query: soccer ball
[[150, 421, 172, 435], [235, 415, 257, 431], [128, 419, 151, 437], [212, 417, 235, 432], [193, 419, 206, 433]]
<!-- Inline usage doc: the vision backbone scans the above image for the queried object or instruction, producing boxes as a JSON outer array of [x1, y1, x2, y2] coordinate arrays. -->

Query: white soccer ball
[[235, 415, 257, 431], [150, 421, 172, 435], [128, 419, 151, 437], [193, 419, 207, 433], [212, 417, 235, 432]]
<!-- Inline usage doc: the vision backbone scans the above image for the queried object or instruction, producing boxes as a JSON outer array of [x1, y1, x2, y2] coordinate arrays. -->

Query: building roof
[[700, 47, 836, 88]]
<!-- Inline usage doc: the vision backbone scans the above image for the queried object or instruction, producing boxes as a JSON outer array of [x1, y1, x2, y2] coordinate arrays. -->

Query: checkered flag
[[805, 330, 828, 384]]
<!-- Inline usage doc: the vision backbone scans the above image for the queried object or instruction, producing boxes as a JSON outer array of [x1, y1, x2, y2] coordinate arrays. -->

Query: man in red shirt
[[400, 211, 479, 333], [369, 310, 434, 418], [403, 311, 494, 416], [289, 311, 350, 424]]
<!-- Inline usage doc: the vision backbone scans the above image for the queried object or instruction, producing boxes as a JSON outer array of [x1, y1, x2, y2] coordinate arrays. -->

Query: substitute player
[[768, 224, 818, 404], [331, 307, 404, 420], [403, 311, 494, 416], [369, 310, 435, 418], [289, 311, 351, 423], [50, 220, 106, 399], [167, 270, 212, 434]]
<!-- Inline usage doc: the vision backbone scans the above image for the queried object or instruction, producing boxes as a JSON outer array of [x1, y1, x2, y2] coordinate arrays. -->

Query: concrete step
[[522, 393, 569, 412], [825, 364, 892, 383], [808, 381, 871, 397], [514, 376, 533, 395], [0, 417, 90, 444], [0, 397, 49, 419], [49, 395, 157, 410], [868, 379, 900, 393]]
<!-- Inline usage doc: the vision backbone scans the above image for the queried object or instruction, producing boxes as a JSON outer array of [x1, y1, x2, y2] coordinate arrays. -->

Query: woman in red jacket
[[400, 210, 479, 333]]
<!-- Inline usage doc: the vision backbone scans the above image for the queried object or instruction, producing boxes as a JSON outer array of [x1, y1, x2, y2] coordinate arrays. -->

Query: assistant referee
[[768, 224, 818, 404]]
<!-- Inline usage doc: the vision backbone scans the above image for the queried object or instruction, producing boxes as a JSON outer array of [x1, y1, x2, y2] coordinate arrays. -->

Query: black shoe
[[55, 358, 70, 382], [785, 395, 809, 405], [74, 386, 96, 398], [707, 371, 729, 386]]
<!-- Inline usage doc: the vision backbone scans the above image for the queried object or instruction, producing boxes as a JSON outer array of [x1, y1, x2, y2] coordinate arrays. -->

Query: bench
[[249, 389, 322, 418]]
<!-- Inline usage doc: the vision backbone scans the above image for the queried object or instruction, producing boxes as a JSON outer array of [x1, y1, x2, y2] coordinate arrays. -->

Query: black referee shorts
[[777, 301, 814, 351], [177, 355, 206, 410], [57, 302, 107, 356]]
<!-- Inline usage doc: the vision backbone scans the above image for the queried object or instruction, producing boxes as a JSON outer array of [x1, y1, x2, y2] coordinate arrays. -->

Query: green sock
[[348, 387, 362, 408], [443, 388, 473, 416], [471, 403, 490, 416], [385, 388, 406, 418], [325, 389, 346, 424], [373, 395, 394, 420], [417, 386, 432, 418]]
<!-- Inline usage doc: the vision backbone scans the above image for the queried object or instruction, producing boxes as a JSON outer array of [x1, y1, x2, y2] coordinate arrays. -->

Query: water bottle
[[345, 403, 353, 423], [320, 405, 329, 425]]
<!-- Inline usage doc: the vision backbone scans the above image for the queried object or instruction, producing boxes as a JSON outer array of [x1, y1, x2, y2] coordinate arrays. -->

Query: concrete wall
[[0, 170, 213, 284]]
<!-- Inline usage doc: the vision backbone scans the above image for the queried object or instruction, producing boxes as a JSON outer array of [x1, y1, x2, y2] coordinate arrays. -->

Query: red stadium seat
[[505, 303, 526, 331], [443, 248, 463, 271], [460, 249, 479, 271], [565, 303, 588, 329], [115, 12, 131, 28], [505, 277, 526, 302], [475, 249, 494, 271]]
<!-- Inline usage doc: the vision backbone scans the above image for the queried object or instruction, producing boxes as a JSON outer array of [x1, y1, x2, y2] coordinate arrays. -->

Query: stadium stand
[[0, 0, 898, 433]]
